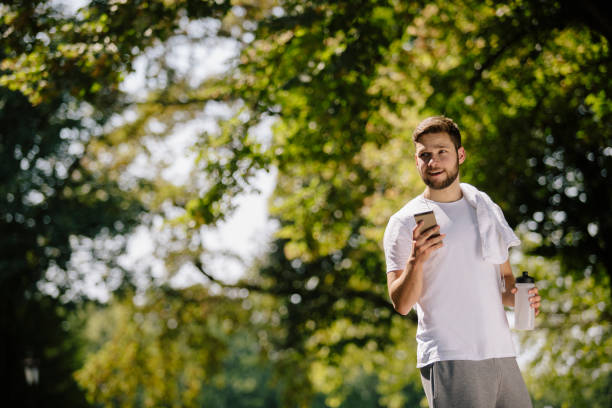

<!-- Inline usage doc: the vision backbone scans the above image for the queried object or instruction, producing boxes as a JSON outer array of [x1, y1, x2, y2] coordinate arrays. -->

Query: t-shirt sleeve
[[383, 215, 415, 273]]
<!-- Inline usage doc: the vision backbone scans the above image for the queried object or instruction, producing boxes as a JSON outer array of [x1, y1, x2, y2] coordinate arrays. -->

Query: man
[[383, 116, 541, 407]]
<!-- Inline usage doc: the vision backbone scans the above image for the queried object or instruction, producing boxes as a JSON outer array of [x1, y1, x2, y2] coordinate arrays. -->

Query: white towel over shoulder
[[460, 183, 521, 264]]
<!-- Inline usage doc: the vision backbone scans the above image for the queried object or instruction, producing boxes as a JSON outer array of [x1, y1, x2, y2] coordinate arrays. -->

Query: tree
[[75, 286, 242, 407], [179, 1, 611, 405], [0, 0, 231, 403], [3, 0, 611, 406], [0, 83, 144, 406]]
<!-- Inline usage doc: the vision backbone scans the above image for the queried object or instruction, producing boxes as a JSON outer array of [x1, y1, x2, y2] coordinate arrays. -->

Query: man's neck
[[423, 181, 463, 203]]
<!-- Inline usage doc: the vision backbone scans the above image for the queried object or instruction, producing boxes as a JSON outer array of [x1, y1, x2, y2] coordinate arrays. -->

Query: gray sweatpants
[[419, 358, 533, 408]]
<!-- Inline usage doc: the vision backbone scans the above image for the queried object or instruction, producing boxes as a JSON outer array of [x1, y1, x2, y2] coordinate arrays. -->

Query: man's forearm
[[389, 260, 423, 315], [502, 274, 515, 307]]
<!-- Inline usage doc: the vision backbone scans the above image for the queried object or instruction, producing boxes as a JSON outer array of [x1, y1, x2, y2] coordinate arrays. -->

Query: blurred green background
[[1, 1, 610, 407]]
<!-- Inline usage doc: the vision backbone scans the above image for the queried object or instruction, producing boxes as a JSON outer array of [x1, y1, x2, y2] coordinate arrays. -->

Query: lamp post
[[23, 356, 39, 386], [23, 353, 39, 408]]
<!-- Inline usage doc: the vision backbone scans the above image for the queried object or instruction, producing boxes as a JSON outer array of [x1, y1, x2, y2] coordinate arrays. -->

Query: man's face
[[415, 132, 465, 190]]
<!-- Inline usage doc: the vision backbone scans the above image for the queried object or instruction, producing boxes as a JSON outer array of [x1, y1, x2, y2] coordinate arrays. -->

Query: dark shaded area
[[0, 85, 142, 405]]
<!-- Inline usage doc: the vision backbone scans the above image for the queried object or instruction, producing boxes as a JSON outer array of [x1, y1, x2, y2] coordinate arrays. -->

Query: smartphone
[[414, 210, 439, 237]]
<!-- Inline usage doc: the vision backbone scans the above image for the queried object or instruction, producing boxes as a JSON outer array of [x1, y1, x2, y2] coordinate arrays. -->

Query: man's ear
[[458, 146, 466, 164]]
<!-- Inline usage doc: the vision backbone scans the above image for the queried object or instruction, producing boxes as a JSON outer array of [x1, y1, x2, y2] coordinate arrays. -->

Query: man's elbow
[[392, 301, 414, 316]]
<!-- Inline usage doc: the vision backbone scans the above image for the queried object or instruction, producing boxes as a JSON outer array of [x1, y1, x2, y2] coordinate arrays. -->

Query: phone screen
[[414, 210, 439, 237]]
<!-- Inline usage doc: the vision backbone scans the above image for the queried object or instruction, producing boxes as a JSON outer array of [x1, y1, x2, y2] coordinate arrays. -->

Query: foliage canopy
[[1, 0, 611, 407]]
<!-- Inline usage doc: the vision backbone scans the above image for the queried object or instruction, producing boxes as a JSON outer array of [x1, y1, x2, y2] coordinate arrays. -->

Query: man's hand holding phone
[[411, 214, 445, 265], [387, 211, 445, 314]]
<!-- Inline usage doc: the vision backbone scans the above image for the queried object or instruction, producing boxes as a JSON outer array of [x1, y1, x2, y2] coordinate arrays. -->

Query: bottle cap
[[516, 271, 535, 283]]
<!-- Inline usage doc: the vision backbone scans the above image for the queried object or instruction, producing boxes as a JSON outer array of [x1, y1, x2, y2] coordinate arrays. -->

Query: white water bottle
[[514, 271, 535, 330]]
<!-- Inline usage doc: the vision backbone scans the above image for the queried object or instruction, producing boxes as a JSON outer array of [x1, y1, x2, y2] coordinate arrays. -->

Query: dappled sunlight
[[1, 0, 611, 407]]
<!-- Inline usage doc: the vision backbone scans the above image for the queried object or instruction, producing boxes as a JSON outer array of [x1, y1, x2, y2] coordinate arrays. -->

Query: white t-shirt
[[383, 195, 516, 368]]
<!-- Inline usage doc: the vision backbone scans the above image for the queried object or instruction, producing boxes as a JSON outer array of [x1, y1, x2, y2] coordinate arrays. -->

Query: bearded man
[[383, 116, 541, 407]]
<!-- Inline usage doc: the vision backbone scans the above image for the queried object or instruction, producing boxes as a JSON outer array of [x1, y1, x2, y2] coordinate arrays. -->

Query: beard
[[421, 158, 460, 190]]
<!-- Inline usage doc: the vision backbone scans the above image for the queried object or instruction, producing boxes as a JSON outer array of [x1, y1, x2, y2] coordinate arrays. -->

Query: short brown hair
[[412, 116, 462, 149]]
